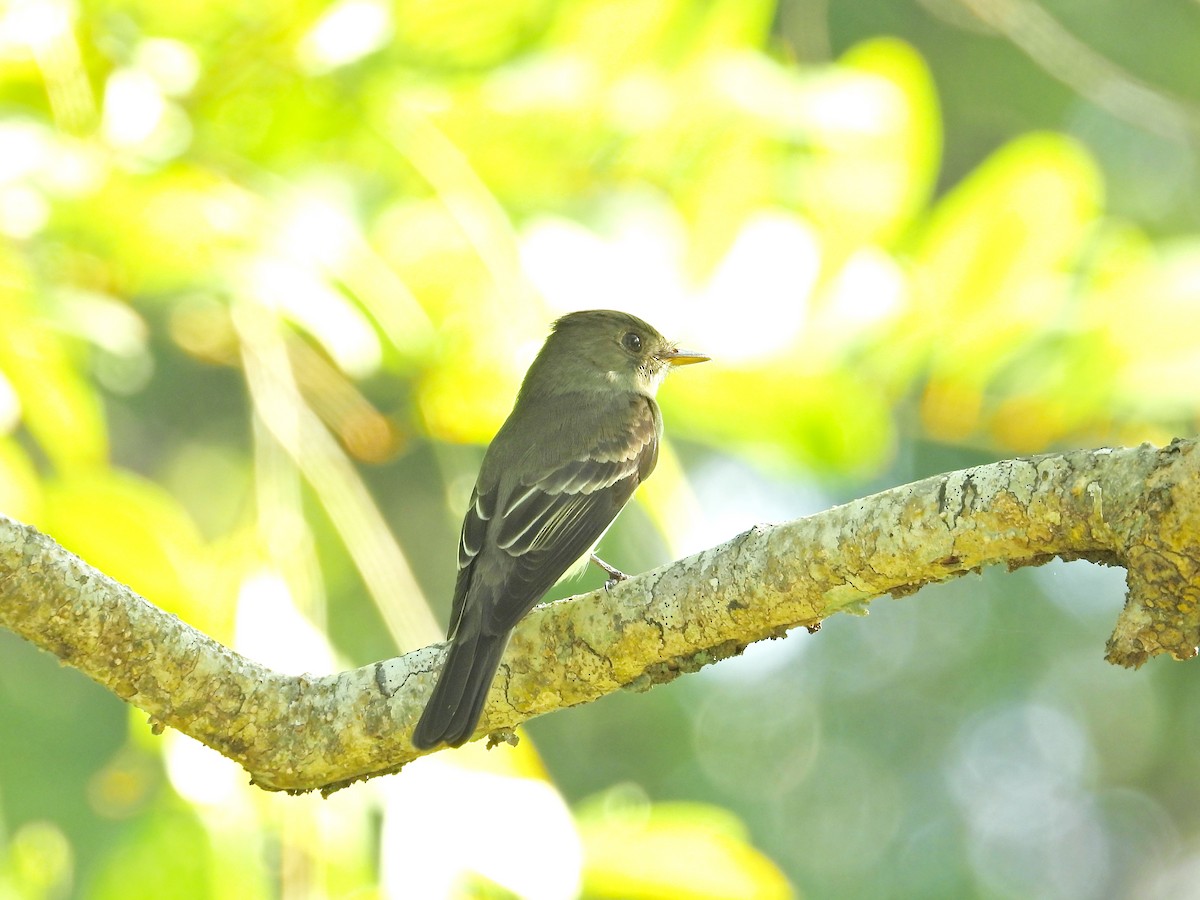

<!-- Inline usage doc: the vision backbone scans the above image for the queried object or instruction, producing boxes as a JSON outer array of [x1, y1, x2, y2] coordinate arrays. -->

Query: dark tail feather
[[412, 626, 509, 750]]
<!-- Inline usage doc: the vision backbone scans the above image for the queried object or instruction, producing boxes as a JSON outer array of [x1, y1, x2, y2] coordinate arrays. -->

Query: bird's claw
[[486, 729, 519, 749], [590, 553, 629, 592]]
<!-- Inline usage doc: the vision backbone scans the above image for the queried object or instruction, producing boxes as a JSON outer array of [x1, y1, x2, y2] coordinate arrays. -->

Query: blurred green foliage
[[3, 0, 1200, 896]]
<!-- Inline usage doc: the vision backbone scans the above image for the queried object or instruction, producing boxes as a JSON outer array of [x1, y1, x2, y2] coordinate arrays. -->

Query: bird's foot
[[486, 729, 519, 749], [590, 553, 629, 591]]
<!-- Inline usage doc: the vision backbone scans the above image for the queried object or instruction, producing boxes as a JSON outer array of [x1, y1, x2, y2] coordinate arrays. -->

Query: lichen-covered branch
[[2, 440, 1199, 794]]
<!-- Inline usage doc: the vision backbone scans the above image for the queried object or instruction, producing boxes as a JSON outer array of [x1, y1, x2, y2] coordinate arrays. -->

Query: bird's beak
[[661, 347, 710, 367]]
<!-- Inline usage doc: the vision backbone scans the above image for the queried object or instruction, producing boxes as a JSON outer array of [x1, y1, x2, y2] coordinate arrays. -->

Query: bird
[[411, 309, 708, 749]]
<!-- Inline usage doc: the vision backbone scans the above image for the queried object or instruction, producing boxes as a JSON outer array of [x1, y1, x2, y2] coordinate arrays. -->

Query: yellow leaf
[[914, 133, 1103, 383], [42, 471, 209, 626], [0, 438, 42, 523], [0, 245, 108, 471], [579, 797, 794, 899]]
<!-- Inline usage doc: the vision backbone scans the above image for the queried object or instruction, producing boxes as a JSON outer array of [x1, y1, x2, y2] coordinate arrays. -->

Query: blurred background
[[2, 0, 1200, 896]]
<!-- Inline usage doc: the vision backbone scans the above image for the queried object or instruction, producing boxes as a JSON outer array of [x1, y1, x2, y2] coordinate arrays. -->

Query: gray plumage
[[411, 309, 705, 749]]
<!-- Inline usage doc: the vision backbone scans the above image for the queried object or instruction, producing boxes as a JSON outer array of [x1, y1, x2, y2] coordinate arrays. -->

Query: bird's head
[[539, 309, 708, 397]]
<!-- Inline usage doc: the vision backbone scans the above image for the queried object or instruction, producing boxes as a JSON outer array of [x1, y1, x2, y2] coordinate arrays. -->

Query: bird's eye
[[622, 332, 642, 353]]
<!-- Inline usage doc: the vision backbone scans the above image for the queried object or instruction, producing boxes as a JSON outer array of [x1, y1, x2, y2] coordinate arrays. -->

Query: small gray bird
[[412, 309, 708, 749]]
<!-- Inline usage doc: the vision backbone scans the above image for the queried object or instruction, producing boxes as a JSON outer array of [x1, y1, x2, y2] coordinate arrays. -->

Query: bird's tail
[[411, 622, 509, 750]]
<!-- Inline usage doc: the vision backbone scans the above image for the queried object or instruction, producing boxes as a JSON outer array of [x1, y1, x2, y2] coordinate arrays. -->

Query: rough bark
[[2, 439, 1199, 795]]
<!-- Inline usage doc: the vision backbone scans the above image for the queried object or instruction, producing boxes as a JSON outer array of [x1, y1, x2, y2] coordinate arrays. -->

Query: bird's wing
[[445, 484, 494, 639], [450, 395, 661, 637]]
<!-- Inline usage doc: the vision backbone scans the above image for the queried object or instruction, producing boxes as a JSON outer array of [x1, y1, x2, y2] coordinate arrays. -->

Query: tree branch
[[3, 440, 1199, 795]]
